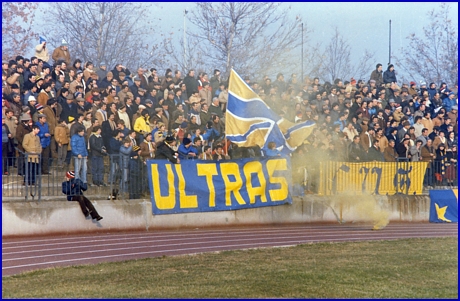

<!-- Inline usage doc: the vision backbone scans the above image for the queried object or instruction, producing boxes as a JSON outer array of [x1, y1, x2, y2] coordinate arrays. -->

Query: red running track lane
[[2, 222, 458, 276]]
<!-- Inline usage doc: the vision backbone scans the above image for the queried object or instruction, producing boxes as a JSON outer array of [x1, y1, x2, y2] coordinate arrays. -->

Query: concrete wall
[[2, 194, 431, 237]]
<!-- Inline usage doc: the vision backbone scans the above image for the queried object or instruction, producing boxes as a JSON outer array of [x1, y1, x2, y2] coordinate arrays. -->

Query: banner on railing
[[147, 157, 292, 215], [318, 161, 428, 196]]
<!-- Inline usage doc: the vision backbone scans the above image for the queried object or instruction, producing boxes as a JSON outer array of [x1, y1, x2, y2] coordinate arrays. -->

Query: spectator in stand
[[213, 144, 230, 161], [140, 132, 155, 162], [70, 127, 88, 184], [96, 62, 108, 82], [35, 113, 51, 174], [383, 139, 398, 162], [434, 143, 447, 185], [155, 135, 179, 163], [183, 69, 199, 99], [22, 125, 42, 185], [52, 39, 71, 66], [34, 36, 50, 63], [128, 145, 143, 199], [370, 63, 384, 87], [89, 125, 107, 187], [16, 113, 33, 176], [348, 135, 365, 162], [54, 118, 70, 169], [177, 137, 198, 160], [383, 64, 397, 85]]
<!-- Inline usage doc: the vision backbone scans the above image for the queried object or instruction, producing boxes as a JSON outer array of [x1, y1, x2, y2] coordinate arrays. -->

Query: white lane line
[[2, 231, 456, 262], [3, 227, 456, 250], [3, 224, 455, 245], [2, 235, 454, 270]]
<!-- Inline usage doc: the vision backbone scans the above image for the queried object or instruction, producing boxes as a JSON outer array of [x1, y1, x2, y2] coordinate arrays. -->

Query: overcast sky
[[33, 2, 458, 81], [152, 2, 458, 80]]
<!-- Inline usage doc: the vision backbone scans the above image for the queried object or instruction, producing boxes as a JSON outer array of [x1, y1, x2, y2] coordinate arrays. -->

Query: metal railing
[[2, 152, 457, 201], [2, 152, 150, 201]]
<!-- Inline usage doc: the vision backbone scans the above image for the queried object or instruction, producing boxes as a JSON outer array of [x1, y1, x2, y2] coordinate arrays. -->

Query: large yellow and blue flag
[[226, 69, 315, 154]]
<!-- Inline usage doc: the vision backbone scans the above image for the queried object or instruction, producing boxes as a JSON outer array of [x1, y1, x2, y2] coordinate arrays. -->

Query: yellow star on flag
[[435, 203, 451, 223]]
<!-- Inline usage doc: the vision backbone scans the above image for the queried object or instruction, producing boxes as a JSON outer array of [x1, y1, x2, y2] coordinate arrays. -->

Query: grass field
[[2, 237, 458, 298]]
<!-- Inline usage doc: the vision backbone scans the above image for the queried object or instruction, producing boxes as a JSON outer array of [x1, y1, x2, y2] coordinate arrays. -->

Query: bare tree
[[396, 3, 458, 86], [163, 31, 208, 75], [44, 2, 165, 70], [178, 2, 306, 78], [2, 2, 38, 60], [315, 28, 374, 83]]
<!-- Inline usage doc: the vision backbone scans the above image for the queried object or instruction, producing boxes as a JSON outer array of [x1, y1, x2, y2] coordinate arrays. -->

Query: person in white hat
[[51, 39, 71, 65]]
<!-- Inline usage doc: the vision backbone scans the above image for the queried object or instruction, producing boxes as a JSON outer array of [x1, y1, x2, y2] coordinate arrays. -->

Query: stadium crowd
[[1, 39, 458, 195]]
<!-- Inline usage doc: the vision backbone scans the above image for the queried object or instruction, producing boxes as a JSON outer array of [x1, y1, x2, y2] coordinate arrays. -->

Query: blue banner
[[147, 157, 293, 215], [429, 190, 458, 223]]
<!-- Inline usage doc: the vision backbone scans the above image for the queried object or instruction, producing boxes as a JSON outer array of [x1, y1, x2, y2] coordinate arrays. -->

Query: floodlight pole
[[184, 9, 188, 68], [388, 19, 391, 65], [301, 22, 304, 83]]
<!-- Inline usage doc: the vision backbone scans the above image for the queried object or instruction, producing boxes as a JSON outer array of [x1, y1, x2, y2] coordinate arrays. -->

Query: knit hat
[[28, 95, 37, 102], [35, 103, 44, 111], [182, 137, 192, 145], [61, 39, 69, 46], [410, 81, 416, 86], [132, 145, 141, 152], [99, 61, 106, 67], [66, 170, 75, 179]]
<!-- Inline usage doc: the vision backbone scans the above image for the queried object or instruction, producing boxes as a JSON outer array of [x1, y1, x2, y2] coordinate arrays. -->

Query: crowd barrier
[[2, 154, 457, 202]]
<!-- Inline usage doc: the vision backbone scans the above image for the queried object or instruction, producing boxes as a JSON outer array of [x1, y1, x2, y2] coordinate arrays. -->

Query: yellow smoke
[[331, 194, 390, 230]]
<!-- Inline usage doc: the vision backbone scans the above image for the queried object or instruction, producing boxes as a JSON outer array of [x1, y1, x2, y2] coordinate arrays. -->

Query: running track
[[2, 223, 458, 276]]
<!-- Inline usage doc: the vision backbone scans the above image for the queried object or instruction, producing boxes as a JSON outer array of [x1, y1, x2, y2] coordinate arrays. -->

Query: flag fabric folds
[[429, 189, 458, 223], [225, 69, 315, 154]]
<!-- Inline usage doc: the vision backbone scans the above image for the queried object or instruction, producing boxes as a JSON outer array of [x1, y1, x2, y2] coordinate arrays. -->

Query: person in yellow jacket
[[133, 109, 151, 143]]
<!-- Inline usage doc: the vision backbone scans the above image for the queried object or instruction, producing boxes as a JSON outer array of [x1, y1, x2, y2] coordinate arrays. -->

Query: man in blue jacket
[[62, 170, 102, 221], [36, 113, 51, 174], [178, 137, 198, 160], [70, 127, 88, 184]]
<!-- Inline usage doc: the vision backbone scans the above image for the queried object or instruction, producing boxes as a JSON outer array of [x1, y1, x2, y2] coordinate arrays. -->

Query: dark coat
[[367, 146, 384, 162], [383, 68, 397, 84], [183, 75, 199, 98], [155, 141, 178, 163], [62, 178, 87, 201]]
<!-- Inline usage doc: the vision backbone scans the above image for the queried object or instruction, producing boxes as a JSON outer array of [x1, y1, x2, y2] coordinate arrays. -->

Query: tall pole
[[183, 9, 188, 69], [301, 22, 304, 83], [98, 3, 105, 66], [388, 19, 391, 65]]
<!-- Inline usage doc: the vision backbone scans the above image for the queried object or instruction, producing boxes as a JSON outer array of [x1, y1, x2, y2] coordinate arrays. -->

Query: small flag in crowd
[[225, 69, 315, 154]]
